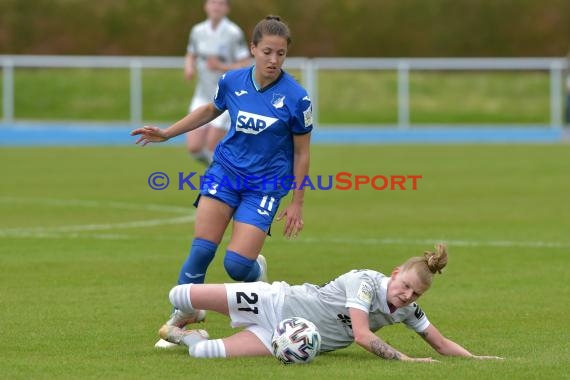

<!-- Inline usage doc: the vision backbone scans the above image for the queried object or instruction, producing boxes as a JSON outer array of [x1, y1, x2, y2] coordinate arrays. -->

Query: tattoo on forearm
[[370, 339, 402, 360], [418, 331, 429, 340]]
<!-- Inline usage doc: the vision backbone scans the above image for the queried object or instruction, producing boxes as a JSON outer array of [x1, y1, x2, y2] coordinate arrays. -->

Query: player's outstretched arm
[[418, 324, 503, 360], [349, 308, 438, 362], [130, 104, 223, 146]]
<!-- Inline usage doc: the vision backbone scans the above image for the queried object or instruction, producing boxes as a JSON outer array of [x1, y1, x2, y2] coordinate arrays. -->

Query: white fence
[[1, 55, 568, 128]]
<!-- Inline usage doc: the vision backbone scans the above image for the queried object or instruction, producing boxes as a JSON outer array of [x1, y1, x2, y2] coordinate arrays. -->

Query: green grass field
[[1, 68, 553, 124], [0, 144, 568, 379]]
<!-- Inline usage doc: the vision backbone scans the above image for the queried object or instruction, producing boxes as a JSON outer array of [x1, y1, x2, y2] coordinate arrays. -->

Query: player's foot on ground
[[158, 325, 209, 346], [165, 309, 207, 328], [154, 309, 206, 349], [256, 254, 268, 282]]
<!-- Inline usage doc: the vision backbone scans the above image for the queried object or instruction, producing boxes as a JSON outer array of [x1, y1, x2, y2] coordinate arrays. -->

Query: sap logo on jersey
[[236, 111, 278, 135]]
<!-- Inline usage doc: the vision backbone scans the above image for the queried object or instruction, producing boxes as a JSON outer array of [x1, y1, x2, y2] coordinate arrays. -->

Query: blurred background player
[[184, 0, 251, 165], [131, 15, 313, 348], [159, 244, 503, 361]]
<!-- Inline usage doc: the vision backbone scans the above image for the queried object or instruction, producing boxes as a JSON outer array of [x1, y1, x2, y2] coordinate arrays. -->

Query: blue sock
[[224, 250, 260, 282], [177, 238, 217, 285]]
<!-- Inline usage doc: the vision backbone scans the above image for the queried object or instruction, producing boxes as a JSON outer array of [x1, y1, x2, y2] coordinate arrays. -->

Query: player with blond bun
[[156, 244, 503, 361], [399, 242, 448, 287]]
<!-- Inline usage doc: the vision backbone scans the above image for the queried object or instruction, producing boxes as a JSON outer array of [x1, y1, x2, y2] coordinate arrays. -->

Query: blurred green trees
[[0, 0, 569, 56]]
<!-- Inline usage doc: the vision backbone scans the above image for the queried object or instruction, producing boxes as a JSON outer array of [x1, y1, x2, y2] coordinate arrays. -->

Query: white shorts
[[225, 281, 287, 352], [189, 96, 231, 131]]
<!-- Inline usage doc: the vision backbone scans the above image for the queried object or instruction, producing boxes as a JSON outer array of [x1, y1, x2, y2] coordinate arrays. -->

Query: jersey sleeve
[[291, 93, 314, 135], [403, 303, 430, 332], [213, 73, 228, 111], [344, 275, 374, 313]]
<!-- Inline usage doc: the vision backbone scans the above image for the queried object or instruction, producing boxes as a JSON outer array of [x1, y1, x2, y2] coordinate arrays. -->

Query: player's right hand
[[184, 66, 195, 81], [130, 126, 169, 146]]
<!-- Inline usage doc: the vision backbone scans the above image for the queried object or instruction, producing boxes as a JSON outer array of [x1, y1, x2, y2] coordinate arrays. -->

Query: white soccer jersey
[[187, 18, 250, 101], [280, 270, 430, 352]]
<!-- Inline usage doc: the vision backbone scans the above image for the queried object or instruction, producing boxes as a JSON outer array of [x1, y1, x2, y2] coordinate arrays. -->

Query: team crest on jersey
[[236, 110, 278, 135], [271, 93, 285, 109]]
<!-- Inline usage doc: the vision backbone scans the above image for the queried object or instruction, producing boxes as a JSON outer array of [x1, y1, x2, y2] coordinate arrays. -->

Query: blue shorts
[[195, 162, 286, 233]]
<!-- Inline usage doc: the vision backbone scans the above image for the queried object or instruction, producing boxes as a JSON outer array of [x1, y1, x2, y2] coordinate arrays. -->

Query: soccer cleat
[[165, 309, 207, 328], [256, 254, 268, 282], [154, 309, 207, 349], [158, 325, 209, 346]]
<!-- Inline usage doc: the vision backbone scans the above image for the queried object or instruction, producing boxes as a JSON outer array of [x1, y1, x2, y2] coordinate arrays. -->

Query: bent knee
[[223, 251, 254, 281]]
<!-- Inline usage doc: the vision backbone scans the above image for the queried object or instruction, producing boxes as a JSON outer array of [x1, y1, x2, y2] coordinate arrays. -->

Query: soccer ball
[[271, 317, 321, 364]]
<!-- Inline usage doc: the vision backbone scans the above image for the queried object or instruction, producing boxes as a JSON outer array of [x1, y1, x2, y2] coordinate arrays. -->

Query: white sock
[[188, 339, 227, 358], [168, 284, 194, 314], [191, 149, 212, 165], [204, 149, 213, 164]]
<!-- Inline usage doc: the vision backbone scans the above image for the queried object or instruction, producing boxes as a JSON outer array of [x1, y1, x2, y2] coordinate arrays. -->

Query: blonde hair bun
[[424, 243, 448, 274]]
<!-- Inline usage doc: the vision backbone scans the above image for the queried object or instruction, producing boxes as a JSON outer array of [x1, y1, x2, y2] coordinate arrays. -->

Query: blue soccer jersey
[[212, 66, 313, 189]]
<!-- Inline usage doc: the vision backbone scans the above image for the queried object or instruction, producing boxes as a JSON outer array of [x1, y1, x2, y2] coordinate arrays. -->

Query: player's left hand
[[276, 203, 304, 239], [406, 357, 440, 363]]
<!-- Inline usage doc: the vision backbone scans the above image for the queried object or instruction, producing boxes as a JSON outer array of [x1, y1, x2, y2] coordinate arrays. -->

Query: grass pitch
[[0, 144, 568, 379]]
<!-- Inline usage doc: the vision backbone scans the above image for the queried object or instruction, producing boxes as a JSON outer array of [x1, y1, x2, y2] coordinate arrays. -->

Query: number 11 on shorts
[[260, 195, 275, 212]]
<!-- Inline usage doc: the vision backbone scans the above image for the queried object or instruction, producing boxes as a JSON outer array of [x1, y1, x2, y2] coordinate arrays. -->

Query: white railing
[[0, 55, 568, 128]]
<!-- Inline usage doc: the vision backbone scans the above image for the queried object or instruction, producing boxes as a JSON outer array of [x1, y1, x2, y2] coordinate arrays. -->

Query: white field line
[[2, 232, 568, 248], [0, 232, 135, 240], [297, 237, 570, 249], [0, 215, 195, 235], [0, 196, 195, 238], [0, 196, 191, 214], [0, 197, 567, 249]]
